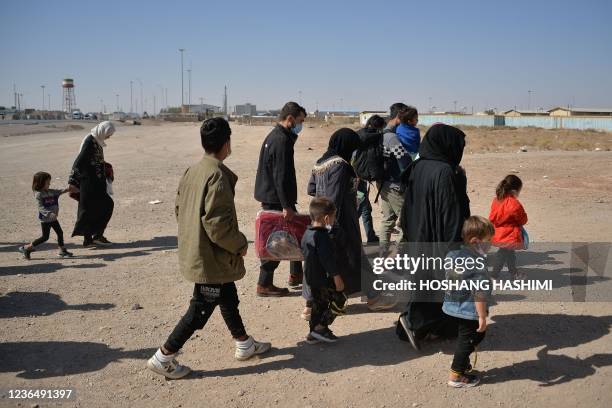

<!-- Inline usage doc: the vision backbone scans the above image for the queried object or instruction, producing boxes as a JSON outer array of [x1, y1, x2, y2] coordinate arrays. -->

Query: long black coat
[[69, 135, 114, 237], [398, 124, 470, 339], [307, 156, 363, 294]]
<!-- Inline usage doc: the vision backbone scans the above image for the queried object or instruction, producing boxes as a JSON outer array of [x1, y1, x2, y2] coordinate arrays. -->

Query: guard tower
[[62, 78, 76, 112]]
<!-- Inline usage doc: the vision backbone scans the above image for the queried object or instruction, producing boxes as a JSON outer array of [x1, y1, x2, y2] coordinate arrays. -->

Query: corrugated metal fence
[[418, 114, 612, 132]]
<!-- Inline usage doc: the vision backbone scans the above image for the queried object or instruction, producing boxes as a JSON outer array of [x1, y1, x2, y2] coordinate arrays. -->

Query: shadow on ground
[[0, 291, 114, 319]]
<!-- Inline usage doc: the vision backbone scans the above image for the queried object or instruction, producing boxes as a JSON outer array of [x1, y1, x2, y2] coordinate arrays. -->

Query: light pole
[[528, 90, 532, 110], [428, 97, 432, 113], [41, 85, 45, 110], [130, 80, 134, 113], [178, 48, 185, 107], [187, 67, 192, 109], [137, 79, 143, 114], [48, 93, 51, 111], [116, 94, 119, 112]]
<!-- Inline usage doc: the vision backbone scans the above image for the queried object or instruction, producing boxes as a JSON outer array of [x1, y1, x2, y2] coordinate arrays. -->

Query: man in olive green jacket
[[147, 118, 271, 379]]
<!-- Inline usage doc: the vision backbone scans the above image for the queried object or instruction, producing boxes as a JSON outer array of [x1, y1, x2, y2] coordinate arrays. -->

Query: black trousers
[[258, 203, 303, 286], [451, 317, 486, 375], [492, 248, 517, 277], [164, 282, 247, 353], [32, 221, 64, 247], [309, 284, 338, 332]]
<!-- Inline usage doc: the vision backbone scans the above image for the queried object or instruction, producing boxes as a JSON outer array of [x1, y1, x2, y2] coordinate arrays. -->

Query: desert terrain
[[1, 120, 611, 407]]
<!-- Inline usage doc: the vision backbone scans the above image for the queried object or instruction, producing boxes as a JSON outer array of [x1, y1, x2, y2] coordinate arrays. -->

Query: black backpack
[[353, 128, 384, 182]]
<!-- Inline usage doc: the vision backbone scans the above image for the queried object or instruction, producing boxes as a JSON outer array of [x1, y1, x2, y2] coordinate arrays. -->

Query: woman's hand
[[334, 275, 345, 292]]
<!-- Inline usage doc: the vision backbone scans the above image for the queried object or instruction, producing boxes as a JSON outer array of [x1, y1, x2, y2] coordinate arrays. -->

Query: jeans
[[379, 183, 404, 244], [258, 202, 303, 286], [491, 248, 517, 278], [357, 180, 378, 242], [164, 282, 247, 353], [32, 221, 64, 247], [451, 317, 486, 375]]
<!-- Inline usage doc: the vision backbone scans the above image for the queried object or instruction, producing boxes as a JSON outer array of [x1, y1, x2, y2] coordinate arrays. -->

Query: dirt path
[[1, 123, 611, 407]]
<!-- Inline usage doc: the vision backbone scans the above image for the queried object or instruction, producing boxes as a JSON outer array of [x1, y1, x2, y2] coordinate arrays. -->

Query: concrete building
[[183, 104, 222, 114], [359, 110, 388, 126], [234, 103, 257, 116], [548, 107, 612, 117], [504, 109, 549, 117]]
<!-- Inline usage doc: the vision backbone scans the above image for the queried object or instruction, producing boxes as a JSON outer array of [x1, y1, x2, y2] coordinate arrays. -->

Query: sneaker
[[83, 239, 95, 248], [448, 373, 480, 388], [235, 337, 272, 361], [399, 314, 421, 351], [309, 328, 338, 343], [92, 237, 112, 247], [287, 273, 303, 288], [146, 353, 191, 379], [18, 246, 32, 260], [59, 249, 74, 258], [367, 295, 397, 312], [305, 333, 320, 345]]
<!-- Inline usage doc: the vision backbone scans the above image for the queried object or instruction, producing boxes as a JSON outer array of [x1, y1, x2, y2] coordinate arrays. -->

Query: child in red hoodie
[[489, 175, 528, 279]]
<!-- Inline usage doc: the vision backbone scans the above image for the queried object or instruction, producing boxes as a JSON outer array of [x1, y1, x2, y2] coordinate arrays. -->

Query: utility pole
[[528, 90, 533, 110], [178, 48, 185, 107], [130, 80, 134, 113], [453, 100, 458, 113], [187, 68, 192, 111], [13, 83, 17, 109], [116, 94, 119, 112], [153, 95, 156, 117], [428, 96, 432, 113], [165, 88, 168, 109], [41, 85, 45, 110], [48, 94, 51, 111]]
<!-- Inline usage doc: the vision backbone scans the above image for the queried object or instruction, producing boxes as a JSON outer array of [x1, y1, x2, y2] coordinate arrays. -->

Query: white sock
[[155, 348, 175, 363], [235, 336, 254, 350]]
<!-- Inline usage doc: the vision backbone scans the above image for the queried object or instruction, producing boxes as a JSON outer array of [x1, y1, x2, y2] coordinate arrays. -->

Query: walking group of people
[[19, 121, 117, 260], [19, 102, 529, 388]]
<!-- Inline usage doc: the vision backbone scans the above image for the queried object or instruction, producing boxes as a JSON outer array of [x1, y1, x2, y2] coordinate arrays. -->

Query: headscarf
[[418, 123, 465, 167], [317, 128, 361, 164], [80, 121, 115, 151]]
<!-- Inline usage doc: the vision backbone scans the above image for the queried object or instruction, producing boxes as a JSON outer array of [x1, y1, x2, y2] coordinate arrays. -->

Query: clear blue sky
[[1, 0, 611, 113]]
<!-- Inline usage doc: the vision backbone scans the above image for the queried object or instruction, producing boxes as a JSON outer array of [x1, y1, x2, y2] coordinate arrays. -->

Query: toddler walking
[[19, 172, 73, 259]]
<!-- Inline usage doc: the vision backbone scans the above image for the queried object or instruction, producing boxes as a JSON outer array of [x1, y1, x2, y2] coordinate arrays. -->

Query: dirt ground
[[1, 121, 611, 408]]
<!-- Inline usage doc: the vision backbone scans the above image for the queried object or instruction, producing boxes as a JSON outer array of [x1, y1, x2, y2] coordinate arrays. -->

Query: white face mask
[[325, 224, 332, 232]]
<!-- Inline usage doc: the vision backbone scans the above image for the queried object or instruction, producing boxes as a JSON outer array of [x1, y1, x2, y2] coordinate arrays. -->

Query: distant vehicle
[[84, 112, 98, 120], [72, 111, 83, 120]]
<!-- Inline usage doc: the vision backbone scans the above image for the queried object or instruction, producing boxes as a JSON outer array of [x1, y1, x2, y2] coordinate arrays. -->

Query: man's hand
[[333, 275, 345, 292], [283, 207, 297, 220], [477, 316, 487, 333]]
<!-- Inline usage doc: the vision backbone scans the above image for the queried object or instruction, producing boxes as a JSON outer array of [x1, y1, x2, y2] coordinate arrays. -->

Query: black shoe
[[83, 238, 94, 248], [18, 246, 32, 260], [305, 333, 320, 345], [399, 315, 420, 351], [59, 249, 74, 258], [92, 236, 112, 247], [309, 328, 338, 343]]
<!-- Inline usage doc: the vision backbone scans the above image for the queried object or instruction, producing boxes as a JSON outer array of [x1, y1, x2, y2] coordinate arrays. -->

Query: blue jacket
[[396, 124, 420, 155], [442, 246, 491, 321]]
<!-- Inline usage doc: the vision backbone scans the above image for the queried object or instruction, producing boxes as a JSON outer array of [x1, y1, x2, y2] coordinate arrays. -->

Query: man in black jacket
[[254, 101, 306, 297]]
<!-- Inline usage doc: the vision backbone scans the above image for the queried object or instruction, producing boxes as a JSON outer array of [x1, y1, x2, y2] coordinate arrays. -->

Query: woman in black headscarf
[[307, 128, 363, 294], [396, 123, 471, 350]]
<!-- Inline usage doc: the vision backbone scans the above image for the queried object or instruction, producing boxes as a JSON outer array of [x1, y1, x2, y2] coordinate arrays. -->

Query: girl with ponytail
[[489, 175, 528, 279]]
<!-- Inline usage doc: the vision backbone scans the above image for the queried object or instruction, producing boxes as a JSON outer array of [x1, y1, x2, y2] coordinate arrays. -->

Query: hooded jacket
[[489, 195, 528, 249]]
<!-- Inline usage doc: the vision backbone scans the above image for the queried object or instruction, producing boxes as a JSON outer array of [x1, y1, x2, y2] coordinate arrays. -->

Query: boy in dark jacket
[[302, 197, 346, 343], [254, 101, 307, 296], [147, 118, 270, 379]]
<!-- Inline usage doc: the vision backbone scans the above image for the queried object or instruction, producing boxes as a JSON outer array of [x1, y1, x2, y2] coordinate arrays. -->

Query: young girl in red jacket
[[489, 175, 528, 279]]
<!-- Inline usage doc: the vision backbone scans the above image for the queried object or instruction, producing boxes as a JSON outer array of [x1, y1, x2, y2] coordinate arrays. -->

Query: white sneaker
[[234, 337, 271, 361], [146, 353, 191, 379]]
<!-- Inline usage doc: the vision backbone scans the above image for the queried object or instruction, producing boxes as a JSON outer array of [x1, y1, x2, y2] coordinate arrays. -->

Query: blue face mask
[[291, 122, 303, 135]]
